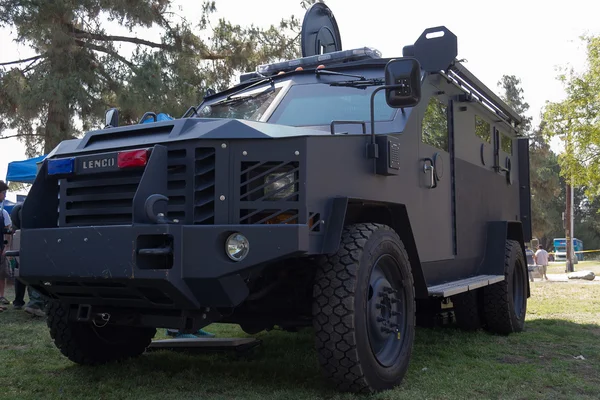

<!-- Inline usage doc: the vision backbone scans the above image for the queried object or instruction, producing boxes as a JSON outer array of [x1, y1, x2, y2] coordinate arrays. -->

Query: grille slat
[[167, 172, 187, 181], [65, 175, 142, 190], [64, 206, 133, 217], [64, 192, 135, 203], [193, 148, 216, 225]]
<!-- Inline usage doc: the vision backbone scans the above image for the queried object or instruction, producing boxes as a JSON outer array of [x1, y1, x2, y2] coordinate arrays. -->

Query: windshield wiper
[[211, 83, 275, 107], [315, 69, 367, 80], [315, 69, 383, 89], [329, 78, 385, 89], [210, 77, 274, 106]]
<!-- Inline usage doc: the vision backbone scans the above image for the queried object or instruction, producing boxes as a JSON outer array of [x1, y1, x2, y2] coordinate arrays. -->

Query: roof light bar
[[256, 47, 382, 76]]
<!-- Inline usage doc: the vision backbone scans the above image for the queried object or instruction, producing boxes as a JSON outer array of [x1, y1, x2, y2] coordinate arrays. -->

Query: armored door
[[414, 92, 456, 263]]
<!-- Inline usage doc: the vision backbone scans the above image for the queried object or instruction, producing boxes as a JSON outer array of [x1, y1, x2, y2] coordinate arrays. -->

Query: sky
[[1, 0, 599, 201]]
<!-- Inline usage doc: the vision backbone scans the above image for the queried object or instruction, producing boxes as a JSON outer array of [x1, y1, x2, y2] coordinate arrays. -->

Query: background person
[[534, 245, 550, 281], [6, 202, 46, 316], [0, 180, 12, 306], [9, 203, 26, 310]]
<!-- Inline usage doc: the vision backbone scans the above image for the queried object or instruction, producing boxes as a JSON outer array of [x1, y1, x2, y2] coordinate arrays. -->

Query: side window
[[422, 97, 448, 151], [475, 115, 491, 143], [500, 132, 512, 155]]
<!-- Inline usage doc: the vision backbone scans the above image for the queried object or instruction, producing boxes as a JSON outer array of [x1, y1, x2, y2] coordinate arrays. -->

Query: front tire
[[312, 223, 416, 393], [46, 301, 156, 365], [482, 240, 528, 334]]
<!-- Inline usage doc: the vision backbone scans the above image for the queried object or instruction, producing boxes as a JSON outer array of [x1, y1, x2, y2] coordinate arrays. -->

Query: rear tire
[[482, 240, 528, 334], [312, 223, 416, 393], [46, 301, 156, 365], [453, 289, 483, 331]]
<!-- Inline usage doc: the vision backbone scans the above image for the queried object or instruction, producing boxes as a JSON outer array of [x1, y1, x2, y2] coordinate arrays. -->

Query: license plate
[[76, 152, 119, 174]]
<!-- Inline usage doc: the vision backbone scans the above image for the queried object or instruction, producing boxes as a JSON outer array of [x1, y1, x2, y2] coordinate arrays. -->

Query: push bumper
[[18, 224, 309, 309]]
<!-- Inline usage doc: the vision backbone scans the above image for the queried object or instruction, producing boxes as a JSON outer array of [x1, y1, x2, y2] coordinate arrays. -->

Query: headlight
[[264, 171, 295, 200], [226, 233, 250, 261]]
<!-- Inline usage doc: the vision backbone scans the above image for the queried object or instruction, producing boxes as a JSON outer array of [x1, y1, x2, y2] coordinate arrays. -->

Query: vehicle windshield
[[197, 86, 282, 121], [196, 80, 398, 126], [269, 83, 396, 126]]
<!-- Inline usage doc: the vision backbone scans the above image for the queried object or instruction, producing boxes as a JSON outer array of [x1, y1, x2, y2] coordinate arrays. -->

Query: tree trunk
[[44, 100, 70, 154]]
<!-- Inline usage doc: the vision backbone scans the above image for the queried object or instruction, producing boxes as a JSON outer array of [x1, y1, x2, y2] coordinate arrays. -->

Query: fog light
[[226, 233, 249, 261]]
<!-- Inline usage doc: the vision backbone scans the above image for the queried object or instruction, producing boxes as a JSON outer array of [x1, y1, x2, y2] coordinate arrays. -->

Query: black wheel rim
[[366, 254, 408, 367], [512, 259, 525, 317]]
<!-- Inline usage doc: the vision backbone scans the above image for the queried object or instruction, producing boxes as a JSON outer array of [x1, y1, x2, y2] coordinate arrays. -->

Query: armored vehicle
[[15, 3, 531, 393]]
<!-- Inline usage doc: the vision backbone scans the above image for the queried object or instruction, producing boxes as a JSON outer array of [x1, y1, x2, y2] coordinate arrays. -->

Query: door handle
[[423, 158, 437, 189]]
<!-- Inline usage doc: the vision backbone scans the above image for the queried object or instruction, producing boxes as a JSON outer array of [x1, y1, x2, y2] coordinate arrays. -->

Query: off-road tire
[[312, 223, 416, 393], [46, 301, 156, 365], [482, 240, 528, 334], [453, 289, 483, 331]]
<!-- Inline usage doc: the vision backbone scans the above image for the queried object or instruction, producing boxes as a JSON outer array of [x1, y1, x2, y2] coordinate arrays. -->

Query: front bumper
[[18, 224, 308, 309]]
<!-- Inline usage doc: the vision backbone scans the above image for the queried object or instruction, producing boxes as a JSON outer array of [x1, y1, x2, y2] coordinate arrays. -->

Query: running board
[[427, 274, 505, 297], [147, 337, 261, 354]]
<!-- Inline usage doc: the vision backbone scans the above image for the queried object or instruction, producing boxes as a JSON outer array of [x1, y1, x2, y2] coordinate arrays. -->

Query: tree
[[497, 75, 533, 135], [528, 123, 564, 247], [0, 1, 311, 157], [542, 34, 600, 200], [573, 185, 600, 255], [497, 75, 563, 247]]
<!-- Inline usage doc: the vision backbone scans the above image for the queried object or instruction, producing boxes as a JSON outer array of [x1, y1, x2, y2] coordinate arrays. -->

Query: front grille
[[60, 170, 144, 226], [58, 147, 215, 227], [238, 160, 301, 224]]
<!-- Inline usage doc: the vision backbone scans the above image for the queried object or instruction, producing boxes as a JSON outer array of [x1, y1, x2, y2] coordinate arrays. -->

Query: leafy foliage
[[542, 35, 600, 200], [0, 0, 316, 156], [422, 96, 448, 151], [498, 73, 600, 250]]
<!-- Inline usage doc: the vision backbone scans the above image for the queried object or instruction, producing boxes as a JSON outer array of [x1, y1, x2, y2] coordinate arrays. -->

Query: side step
[[427, 274, 504, 297], [147, 337, 261, 354]]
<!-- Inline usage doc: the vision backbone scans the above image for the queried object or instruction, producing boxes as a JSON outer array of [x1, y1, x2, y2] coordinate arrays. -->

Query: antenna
[[300, 2, 342, 57]]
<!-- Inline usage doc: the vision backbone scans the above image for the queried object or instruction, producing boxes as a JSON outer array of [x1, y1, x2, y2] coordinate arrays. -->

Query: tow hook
[[92, 313, 111, 328], [144, 194, 173, 224]]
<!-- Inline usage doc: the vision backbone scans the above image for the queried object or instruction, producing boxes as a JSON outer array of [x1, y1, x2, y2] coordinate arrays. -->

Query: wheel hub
[[366, 255, 406, 367]]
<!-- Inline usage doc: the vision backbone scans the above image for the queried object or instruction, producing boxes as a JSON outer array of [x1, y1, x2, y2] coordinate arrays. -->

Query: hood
[[48, 118, 332, 158]]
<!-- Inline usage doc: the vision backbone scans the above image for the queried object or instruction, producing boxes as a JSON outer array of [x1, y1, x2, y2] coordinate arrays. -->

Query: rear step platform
[[147, 337, 261, 354], [427, 274, 504, 297]]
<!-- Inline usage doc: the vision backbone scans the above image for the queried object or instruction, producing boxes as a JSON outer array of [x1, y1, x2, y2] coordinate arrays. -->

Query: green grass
[[1, 281, 600, 400]]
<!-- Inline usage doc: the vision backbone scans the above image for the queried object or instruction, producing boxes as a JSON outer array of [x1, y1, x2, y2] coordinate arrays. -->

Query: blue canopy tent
[[6, 155, 46, 184], [2, 155, 46, 214]]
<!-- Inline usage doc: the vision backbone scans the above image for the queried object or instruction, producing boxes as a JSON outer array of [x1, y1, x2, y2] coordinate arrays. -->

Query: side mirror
[[384, 58, 422, 108], [105, 108, 119, 128]]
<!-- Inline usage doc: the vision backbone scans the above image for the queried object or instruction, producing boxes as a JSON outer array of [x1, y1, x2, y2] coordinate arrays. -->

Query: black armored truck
[[16, 3, 532, 393]]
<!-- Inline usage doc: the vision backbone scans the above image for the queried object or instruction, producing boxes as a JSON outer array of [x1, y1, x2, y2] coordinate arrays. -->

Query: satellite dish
[[300, 2, 342, 57]]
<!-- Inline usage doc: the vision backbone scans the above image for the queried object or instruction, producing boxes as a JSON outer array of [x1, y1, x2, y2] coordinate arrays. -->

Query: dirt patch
[[533, 275, 600, 285], [567, 360, 600, 384]]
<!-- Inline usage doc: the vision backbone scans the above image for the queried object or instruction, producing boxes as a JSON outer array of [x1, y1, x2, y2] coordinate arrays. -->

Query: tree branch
[[72, 30, 172, 50], [68, 27, 227, 60], [0, 54, 46, 67], [0, 133, 44, 140], [74, 40, 137, 70]]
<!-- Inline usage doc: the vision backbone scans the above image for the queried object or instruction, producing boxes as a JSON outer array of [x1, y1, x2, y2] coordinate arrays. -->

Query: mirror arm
[[367, 84, 413, 159]]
